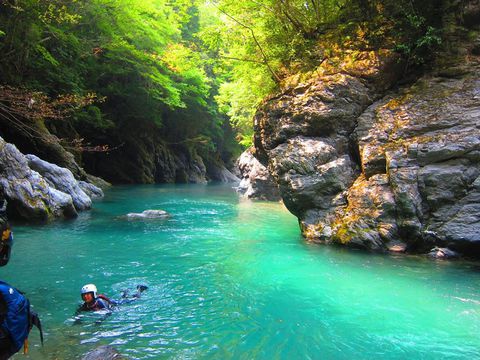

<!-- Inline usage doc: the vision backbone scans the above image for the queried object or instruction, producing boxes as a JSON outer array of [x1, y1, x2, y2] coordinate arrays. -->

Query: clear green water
[[2, 184, 480, 359]]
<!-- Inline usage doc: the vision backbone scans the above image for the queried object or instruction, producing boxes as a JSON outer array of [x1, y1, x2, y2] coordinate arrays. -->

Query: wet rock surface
[[82, 345, 128, 360], [428, 247, 459, 259]]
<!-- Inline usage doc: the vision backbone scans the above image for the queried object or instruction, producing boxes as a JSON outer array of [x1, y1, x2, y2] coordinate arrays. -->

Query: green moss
[[335, 224, 357, 244], [467, 30, 479, 41]]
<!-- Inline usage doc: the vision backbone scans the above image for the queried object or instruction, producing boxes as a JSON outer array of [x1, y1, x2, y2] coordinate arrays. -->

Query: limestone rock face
[[214, 167, 240, 183], [0, 136, 103, 221], [236, 148, 280, 201], [205, 159, 240, 183], [254, 38, 480, 255], [354, 68, 480, 253], [78, 180, 104, 199], [255, 50, 402, 244], [0, 137, 77, 221], [26, 154, 93, 211], [83, 129, 233, 184]]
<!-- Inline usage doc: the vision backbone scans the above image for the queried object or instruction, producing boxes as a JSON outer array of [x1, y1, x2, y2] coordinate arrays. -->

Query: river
[[2, 184, 480, 359]]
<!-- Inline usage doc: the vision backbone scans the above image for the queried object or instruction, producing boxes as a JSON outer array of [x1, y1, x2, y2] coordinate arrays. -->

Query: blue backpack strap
[[0, 281, 30, 352]]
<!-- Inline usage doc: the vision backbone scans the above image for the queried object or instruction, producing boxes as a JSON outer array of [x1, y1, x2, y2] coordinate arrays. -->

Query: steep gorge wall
[[253, 3, 480, 256], [83, 137, 238, 185], [0, 117, 237, 186]]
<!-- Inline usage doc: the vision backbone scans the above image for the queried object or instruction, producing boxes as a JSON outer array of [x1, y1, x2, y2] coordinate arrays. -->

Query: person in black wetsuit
[[76, 284, 148, 313]]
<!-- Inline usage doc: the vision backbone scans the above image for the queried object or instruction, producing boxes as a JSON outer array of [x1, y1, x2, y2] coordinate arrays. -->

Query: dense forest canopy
[[0, 0, 444, 170]]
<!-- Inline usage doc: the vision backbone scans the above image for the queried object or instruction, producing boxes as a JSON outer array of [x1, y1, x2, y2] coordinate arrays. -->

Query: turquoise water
[[2, 184, 480, 359]]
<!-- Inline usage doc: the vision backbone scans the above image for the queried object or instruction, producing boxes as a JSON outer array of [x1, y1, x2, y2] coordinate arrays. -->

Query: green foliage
[[197, 0, 352, 148], [344, 0, 444, 65], [0, 0, 240, 165], [201, 0, 446, 147], [0, 0, 449, 163], [35, 44, 59, 66], [393, 20, 442, 66]]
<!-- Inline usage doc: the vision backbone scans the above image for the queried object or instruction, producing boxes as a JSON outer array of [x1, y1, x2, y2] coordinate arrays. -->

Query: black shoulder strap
[[0, 292, 6, 324], [26, 300, 43, 346]]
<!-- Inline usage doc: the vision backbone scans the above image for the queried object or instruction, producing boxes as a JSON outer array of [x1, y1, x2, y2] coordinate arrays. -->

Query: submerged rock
[[428, 247, 459, 259], [82, 345, 129, 360], [126, 209, 170, 219]]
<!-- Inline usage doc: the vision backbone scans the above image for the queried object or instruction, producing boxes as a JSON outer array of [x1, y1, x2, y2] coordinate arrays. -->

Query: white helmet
[[81, 284, 97, 298]]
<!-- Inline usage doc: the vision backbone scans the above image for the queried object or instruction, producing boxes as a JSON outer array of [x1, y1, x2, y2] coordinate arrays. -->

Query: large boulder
[[0, 137, 77, 221], [253, 14, 480, 256], [254, 49, 402, 243], [26, 154, 94, 211]]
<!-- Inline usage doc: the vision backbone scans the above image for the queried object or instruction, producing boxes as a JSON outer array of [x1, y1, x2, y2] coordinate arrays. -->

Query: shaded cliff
[[253, 1, 480, 256], [79, 121, 238, 184]]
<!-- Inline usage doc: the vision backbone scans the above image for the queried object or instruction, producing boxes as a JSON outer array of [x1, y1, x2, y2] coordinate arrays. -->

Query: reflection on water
[[2, 184, 480, 359]]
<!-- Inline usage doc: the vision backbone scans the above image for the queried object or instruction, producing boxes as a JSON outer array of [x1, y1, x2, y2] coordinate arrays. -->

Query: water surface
[[2, 184, 480, 359]]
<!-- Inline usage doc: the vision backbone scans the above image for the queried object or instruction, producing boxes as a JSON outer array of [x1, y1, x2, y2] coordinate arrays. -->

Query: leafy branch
[[215, 5, 281, 83]]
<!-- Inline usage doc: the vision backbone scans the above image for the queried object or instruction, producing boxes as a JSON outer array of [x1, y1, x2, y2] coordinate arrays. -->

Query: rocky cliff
[[0, 117, 237, 185], [83, 135, 238, 185], [253, 3, 480, 256]]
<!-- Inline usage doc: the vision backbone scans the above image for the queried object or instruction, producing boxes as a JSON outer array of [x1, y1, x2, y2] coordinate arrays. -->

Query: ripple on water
[[4, 184, 480, 359]]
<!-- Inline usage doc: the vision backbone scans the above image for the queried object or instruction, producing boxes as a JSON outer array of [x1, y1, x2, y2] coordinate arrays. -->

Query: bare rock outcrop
[[352, 70, 480, 253], [0, 136, 102, 221], [254, 49, 403, 242], [253, 12, 480, 256], [26, 154, 94, 211], [236, 148, 280, 201], [0, 137, 77, 221]]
